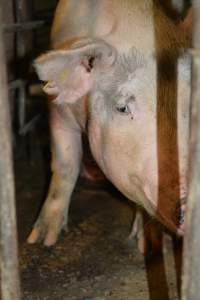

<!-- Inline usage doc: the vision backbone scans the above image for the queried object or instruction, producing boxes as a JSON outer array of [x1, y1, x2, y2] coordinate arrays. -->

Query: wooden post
[[182, 1, 200, 300], [0, 4, 21, 300]]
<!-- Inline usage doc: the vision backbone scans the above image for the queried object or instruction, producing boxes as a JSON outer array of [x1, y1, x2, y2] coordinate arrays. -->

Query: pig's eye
[[116, 104, 130, 114], [115, 96, 135, 117]]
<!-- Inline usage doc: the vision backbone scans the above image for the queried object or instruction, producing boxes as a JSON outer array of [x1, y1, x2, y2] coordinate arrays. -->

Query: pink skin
[[89, 116, 187, 237]]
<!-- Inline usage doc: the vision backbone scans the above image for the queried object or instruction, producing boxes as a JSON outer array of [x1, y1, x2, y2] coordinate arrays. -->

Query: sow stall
[[0, 1, 199, 300]]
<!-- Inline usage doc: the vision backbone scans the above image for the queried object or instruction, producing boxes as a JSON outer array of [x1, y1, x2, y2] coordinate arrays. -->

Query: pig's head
[[34, 38, 191, 236]]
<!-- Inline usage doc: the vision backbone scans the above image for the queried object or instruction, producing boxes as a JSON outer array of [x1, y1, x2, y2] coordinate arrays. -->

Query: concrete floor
[[15, 142, 183, 300]]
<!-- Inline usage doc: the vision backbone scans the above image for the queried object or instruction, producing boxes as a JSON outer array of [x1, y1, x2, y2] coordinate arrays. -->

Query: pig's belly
[[88, 121, 156, 215]]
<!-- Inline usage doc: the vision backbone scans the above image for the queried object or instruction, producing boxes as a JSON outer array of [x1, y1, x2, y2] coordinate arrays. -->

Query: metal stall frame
[[3, 1, 57, 140], [0, 4, 21, 300], [3, 12, 44, 135], [0, 0, 199, 299], [0, 1, 53, 299]]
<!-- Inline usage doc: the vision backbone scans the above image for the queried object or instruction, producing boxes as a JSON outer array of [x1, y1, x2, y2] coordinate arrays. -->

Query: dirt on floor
[[14, 141, 183, 300]]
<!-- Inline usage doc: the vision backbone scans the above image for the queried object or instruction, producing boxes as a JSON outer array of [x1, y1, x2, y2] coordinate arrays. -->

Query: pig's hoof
[[27, 227, 59, 246], [27, 217, 68, 246]]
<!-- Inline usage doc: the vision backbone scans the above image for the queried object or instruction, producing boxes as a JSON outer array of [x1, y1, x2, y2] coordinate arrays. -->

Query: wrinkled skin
[[27, 0, 191, 251]]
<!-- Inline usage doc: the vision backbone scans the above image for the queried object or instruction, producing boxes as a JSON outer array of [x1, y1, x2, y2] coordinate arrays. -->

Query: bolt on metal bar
[[182, 2, 200, 300], [0, 4, 21, 300]]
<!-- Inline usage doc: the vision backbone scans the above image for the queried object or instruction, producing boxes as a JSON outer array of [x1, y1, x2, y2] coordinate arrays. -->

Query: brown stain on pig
[[51, 190, 60, 200]]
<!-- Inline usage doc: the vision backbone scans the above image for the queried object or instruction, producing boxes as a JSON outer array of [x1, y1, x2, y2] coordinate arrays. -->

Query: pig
[[27, 0, 191, 251]]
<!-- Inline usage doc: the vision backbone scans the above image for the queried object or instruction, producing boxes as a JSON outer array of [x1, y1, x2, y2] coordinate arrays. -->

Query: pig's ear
[[34, 40, 116, 104]]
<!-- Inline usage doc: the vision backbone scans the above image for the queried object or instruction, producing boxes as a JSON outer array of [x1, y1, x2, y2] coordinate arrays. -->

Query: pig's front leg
[[27, 109, 82, 246]]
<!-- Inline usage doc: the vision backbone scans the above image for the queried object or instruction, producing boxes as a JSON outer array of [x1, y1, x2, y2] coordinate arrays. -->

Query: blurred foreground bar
[[182, 1, 200, 300], [0, 4, 20, 300]]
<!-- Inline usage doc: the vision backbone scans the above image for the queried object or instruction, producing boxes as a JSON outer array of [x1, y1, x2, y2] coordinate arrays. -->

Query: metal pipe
[[0, 4, 21, 300], [182, 1, 200, 300]]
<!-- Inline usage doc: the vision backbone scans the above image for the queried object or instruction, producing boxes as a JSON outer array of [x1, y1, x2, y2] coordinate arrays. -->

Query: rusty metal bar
[[0, 3, 21, 300], [182, 2, 200, 300]]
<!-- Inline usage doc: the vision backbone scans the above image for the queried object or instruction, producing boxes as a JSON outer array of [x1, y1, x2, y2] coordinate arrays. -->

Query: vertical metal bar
[[18, 80, 26, 130], [15, 0, 26, 57], [0, 3, 21, 300], [182, 2, 200, 300]]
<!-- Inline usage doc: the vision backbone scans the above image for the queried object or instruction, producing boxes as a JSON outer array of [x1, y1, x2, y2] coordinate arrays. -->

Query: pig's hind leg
[[27, 113, 82, 246], [128, 208, 163, 255]]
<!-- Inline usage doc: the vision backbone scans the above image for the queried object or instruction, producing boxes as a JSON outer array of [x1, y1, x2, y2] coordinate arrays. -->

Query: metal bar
[[3, 20, 44, 33], [18, 80, 26, 130], [182, 2, 200, 300], [14, 0, 29, 58], [0, 3, 21, 300], [8, 79, 26, 130]]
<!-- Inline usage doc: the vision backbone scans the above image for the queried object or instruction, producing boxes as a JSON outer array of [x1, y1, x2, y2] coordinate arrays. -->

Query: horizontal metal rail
[[3, 20, 44, 33]]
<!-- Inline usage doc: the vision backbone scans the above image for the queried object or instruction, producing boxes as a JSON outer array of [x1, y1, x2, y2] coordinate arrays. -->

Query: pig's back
[[51, 0, 186, 55]]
